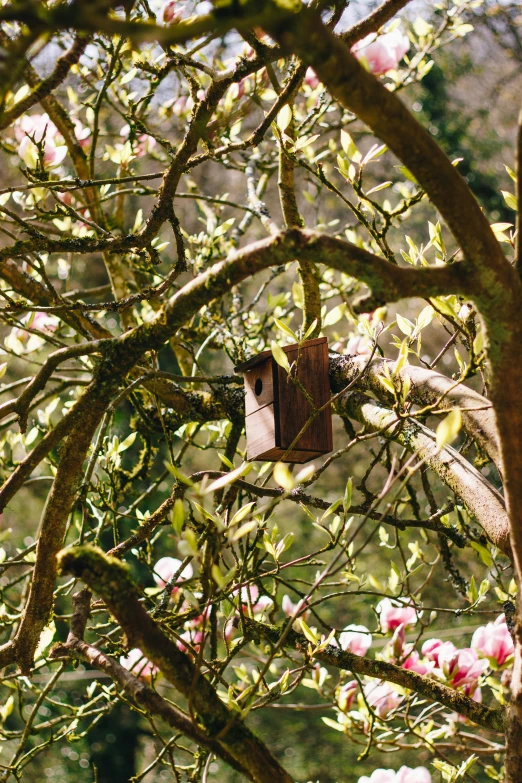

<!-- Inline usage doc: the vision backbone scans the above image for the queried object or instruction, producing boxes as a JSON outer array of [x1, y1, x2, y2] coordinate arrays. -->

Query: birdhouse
[[234, 337, 333, 463]]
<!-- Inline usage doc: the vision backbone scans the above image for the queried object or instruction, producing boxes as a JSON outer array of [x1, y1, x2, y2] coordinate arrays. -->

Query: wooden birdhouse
[[234, 337, 333, 463]]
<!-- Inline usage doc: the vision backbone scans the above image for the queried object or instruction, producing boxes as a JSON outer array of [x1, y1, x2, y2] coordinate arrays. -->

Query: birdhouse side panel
[[276, 341, 332, 454], [245, 403, 278, 461]]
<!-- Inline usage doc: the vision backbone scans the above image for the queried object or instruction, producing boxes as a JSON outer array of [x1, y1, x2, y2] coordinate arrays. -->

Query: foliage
[[0, 1, 520, 782]]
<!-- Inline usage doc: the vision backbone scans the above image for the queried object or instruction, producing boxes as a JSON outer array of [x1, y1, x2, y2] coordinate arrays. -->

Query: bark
[[330, 353, 501, 468], [336, 391, 511, 557], [57, 547, 294, 783], [245, 618, 506, 733]]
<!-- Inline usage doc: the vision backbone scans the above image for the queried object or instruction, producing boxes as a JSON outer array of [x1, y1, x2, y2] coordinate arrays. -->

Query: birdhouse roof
[[234, 337, 327, 373]]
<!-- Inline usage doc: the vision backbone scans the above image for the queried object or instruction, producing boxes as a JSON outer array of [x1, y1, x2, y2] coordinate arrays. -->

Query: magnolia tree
[[0, 0, 519, 781]]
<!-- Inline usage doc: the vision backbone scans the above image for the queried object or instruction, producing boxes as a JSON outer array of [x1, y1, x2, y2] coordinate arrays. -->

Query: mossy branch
[[244, 618, 507, 733], [57, 545, 294, 783]]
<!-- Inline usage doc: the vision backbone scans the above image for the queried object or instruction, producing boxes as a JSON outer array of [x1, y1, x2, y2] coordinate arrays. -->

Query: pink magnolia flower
[[377, 598, 417, 632], [396, 768, 432, 783], [282, 594, 310, 621], [14, 312, 58, 341], [352, 28, 410, 76], [339, 624, 372, 656], [364, 681, 402, 718], [236, 585, 273, 615], [389, 622, 406, 659], [162, 1, 184, 25], [358, 772, 396, 783], [422, 638, 455, 666], [176, 629, 205, 654], [19, 134, 66, 167], [15, 113, 57, 143], [120, 648, 158, 679], [471, 615, 514, 667], [73, 118, 91, 149], [402, 651, 433, 676], [430, 643, 488, 688], [15, 113, 66, 167], [153, 556, 193, 588], [358, 768, 431, 783], [304, 67, 320, 90], [337, 680, 358, 712]]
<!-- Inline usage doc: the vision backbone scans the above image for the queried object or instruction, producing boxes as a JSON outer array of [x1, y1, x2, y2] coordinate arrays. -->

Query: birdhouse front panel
[[235, 337, 333, 463]]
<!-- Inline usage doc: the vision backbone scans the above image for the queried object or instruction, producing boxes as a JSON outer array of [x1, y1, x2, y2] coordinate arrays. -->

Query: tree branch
[[244, 618, 507, 733], [57, 546, 294, 783], [336, 391, 511, 556], [330, 353, 501, 467], [0, 34, 90, 130], [264, 8, 515, 300], [49, 590, 252, 779], [340, 0, 415, 46]]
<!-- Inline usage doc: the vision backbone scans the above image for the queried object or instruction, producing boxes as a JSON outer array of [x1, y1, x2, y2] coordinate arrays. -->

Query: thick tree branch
[[244, 618, 507, 733], [336, 391, 511, 557], [57, 546, 294, 783], [264, 9, 517, 304], [0, 34, 89, 130], [0, 229, 469, 671], [330, 353, 501, 467], [515, 104, 522, 277], [49, 590, 251, 778]]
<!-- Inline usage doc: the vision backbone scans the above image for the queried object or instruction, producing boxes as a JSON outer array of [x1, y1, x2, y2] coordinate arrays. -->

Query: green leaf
[[292, 282, 304, 309], [295, 463, 316, 484], [395, 165, 418, 184], [413, 17, 432, 37], [25, 427, 39, 446], [470, 541, 493, 568], [321, 716, 345, 732], [501, 191, 518, 211], [218, 453, 235, 470], [192, 501, 222, 528], [340, 130, 359, 161], [396, 313, 413, 336], [504, 165, 516, 182], [271, 342, 290, 373], [274, 317, 298, 341], [230, 502, 256, 527], [377, 374, 395, 394], [416, 305, 434, 331], [171, 498, 185, 534], [467, 575, 478, 604], [202, 462, 252, 494], [228, 520, 257, 542], [164, 461, 195, 487], [273, 462, 295, 491], [0, 696, 14, 724], [300, 318, 318, 343], [323, 303, 346, 327], [343, 477, 352, 514], [118, 431, 137, 452], [294, 134, 319, 151], [120, 67, 137, 85], [300, 618, 319, 644], [277, 105, 292, 132], [436, 408, 462, 449], [366, 181, 392, 195]]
